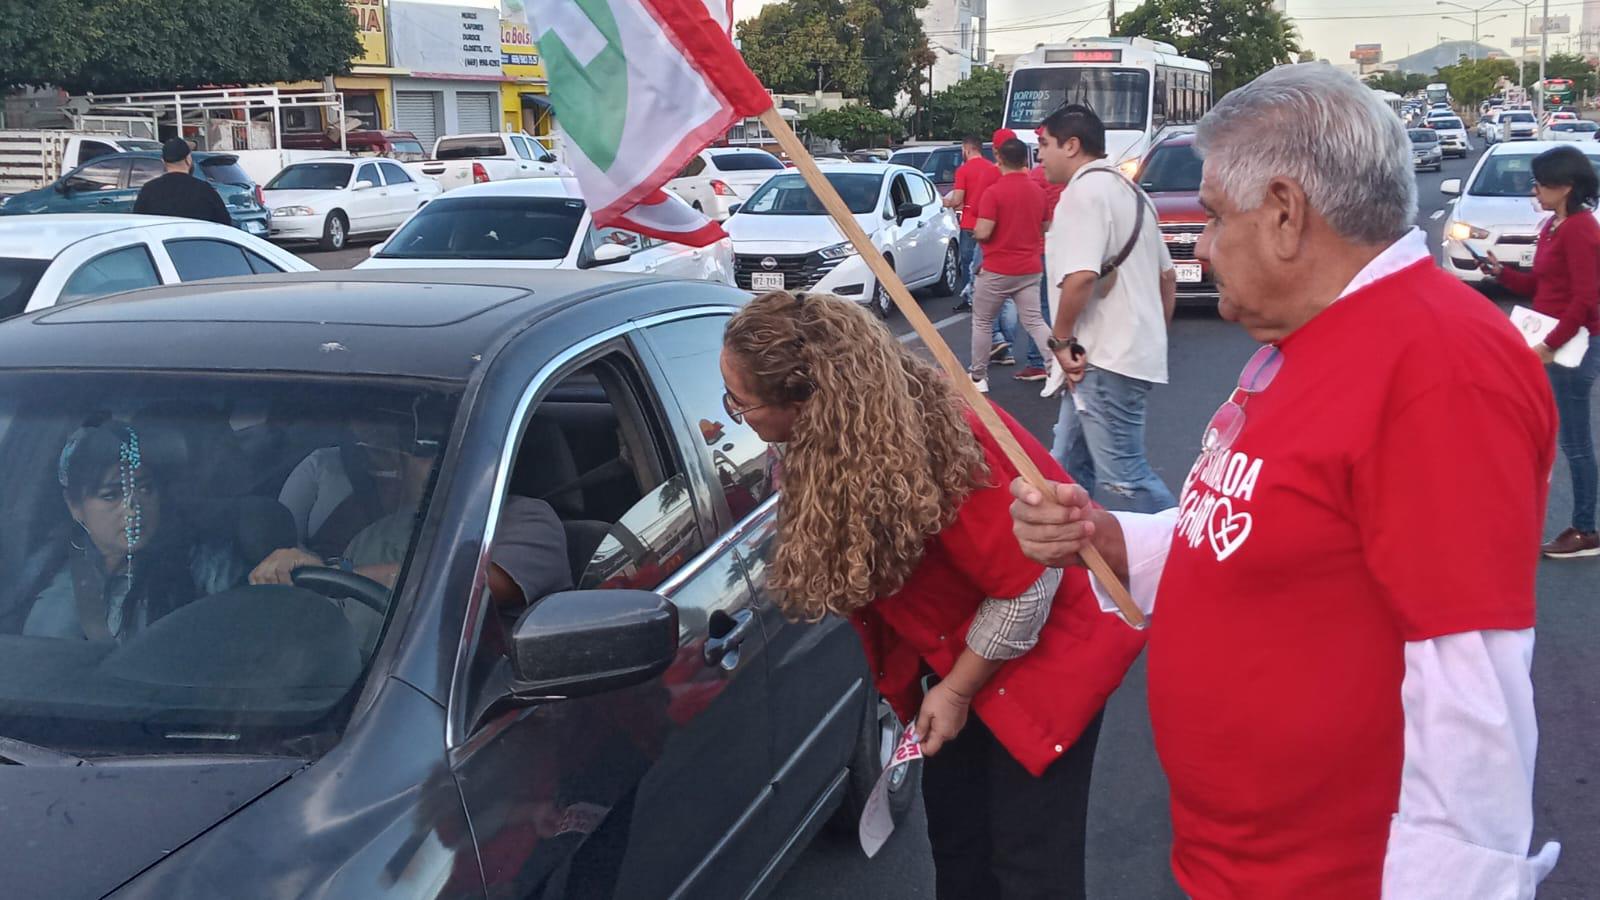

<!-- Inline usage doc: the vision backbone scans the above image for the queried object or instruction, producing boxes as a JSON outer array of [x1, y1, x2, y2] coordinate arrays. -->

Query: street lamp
[[1437, 0, 1510, 60]]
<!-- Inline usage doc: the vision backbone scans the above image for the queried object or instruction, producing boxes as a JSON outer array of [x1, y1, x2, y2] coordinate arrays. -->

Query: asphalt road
[[297, 146, 1598, 898]]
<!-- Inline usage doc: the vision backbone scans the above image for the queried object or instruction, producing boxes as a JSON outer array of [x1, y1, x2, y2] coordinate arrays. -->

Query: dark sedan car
[[0, 270, 917, 899]]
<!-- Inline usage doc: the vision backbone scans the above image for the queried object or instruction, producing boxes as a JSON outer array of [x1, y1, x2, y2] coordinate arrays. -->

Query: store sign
[[347, 0, 389, 67], [1349, 44, 1381, 63], [390, 1, 504, 78], [1532, 15, 1570, 34], [500, 18, 544, 74]]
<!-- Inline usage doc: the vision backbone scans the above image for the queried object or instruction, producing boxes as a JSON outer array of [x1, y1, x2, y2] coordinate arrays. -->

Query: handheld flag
[[527, 0, 771, 246]]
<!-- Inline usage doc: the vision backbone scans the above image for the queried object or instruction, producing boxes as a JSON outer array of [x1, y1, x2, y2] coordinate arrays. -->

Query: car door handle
[[703, 607, 756, 671], [93, 198, 114, 205]]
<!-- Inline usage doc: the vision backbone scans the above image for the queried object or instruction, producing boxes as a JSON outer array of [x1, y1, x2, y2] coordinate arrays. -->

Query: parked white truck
[[0, 132, 163, 197], [405, 132, 568, 193]]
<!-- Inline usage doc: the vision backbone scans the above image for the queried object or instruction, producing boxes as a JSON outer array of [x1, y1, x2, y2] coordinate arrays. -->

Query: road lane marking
[[1430, 209, 1446, 220], [899, 311, 970, 346]]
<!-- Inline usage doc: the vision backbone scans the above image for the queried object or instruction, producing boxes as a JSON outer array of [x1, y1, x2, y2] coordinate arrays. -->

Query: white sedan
[[724, 162, 959, 316], [0, 214, 312, 318], [356, 177, 735, 285], [1440, 140, 1600, 283], [1541, 120, 1599, 142], [665, 147, 789, 220], [265, 159, 440, 252]]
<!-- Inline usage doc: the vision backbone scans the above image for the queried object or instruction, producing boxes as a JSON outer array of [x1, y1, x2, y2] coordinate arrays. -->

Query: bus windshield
[[1006, 67, 1150, 131]]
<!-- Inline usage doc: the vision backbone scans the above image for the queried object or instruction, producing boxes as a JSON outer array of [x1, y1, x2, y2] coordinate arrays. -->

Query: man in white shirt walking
[[1038, 104, 1178, 513], [1009, 65, 1559, 899]]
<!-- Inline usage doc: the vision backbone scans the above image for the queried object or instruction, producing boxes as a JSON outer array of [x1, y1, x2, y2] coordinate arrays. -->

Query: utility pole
[[1108, 0, 1116, 36], [1538, 0, 1549, 114]]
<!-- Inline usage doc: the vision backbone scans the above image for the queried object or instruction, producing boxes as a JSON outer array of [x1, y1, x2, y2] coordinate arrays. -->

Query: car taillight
[[710, 179, 735, 196], [255, 185, 265, 207], [472, 162, 490, 184]]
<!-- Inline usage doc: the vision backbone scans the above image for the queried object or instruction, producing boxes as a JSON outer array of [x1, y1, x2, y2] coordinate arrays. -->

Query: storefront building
[[498, 13, 551, 136]]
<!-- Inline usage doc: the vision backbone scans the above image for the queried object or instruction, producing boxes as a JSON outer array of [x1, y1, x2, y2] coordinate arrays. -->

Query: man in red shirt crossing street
[[1009, 64, 1561, 899], [967, 139, 1054, 394], [943, 135, 1000, 311]]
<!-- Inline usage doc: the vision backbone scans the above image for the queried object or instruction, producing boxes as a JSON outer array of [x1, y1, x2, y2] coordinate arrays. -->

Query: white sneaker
[[1040, 360, 1067, 398], [972, 376, 990, 394]]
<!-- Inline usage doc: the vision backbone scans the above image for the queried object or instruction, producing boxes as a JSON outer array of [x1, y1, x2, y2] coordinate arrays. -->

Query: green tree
[[1366, 71, 1431, 96], [735, 0, 934, 107], [1115, 0, 1301, 95], [1437, 57, 1515, 108], [0, 0, 363, 92], [923, 66, 1005, 139], [804, 105, 902, 149]]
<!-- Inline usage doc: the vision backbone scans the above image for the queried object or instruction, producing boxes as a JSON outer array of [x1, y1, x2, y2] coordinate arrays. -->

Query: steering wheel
[[290, 566, 391, 614], [525, 236, 570, 256]]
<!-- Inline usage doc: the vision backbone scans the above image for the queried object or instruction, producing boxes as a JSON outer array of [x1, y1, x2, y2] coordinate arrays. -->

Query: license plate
[[245, 221, 266, 234], [751, 272, 784, 291], [1174, 262, 1202, 284]]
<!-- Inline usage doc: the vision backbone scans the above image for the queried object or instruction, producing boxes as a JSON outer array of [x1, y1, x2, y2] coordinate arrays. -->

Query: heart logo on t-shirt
[[1208, 497, 1253, 561]]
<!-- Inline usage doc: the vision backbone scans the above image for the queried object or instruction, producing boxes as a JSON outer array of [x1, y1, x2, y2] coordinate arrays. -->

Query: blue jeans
[[995, 256, 1052, 367], [1549, 342, 1600, 531], [1052, 367, 1177, 512], [957, 230, 983, 302]]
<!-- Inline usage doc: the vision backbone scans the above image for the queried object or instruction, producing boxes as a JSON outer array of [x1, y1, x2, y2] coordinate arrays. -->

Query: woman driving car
[[1, 420, 246, 640]]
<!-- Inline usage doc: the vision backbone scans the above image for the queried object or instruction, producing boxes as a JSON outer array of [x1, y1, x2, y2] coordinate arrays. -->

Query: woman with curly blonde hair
[[720, 290, 1146, 899]]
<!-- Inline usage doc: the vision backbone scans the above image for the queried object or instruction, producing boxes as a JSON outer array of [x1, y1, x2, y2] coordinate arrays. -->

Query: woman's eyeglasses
[[722, 390, 766, 425], [1201, 345, 1283, 454]]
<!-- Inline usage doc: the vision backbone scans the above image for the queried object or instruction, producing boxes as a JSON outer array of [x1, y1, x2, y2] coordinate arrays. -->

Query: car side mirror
[[1440, 178, 1462, 197], [896, 201, 922, 222], [507, 589, 679, 699], [581, 242, 633, 269], [354, 180, 376, 191]]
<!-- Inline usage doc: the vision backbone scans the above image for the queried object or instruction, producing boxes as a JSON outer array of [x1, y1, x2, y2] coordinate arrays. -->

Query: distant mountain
[[1388, 41, 1506, 75]]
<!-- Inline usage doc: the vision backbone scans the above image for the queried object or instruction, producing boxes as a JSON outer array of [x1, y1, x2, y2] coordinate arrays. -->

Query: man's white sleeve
[[1381, 629, 1559, 899], [1086, 508, 1176, 625]]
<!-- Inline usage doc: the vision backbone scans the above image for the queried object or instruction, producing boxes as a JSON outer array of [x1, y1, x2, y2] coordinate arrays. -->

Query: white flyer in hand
[[1511, 305, 1590, 368], [858, 725, 922, 858]]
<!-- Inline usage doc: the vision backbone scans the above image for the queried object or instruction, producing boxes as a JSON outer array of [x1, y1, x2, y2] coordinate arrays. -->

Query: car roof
[[706, 146, 777, 155], [0, 269, 725, 380], [0, 214, 232, 260], [1485, 140, 1600, 156]]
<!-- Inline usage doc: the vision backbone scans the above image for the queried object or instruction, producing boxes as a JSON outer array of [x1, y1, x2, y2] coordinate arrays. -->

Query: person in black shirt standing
[[133, 139, 233, 226]]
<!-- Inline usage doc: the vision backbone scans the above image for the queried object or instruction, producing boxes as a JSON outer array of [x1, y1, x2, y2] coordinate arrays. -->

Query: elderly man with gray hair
[[1009, 64, 1561, 898]]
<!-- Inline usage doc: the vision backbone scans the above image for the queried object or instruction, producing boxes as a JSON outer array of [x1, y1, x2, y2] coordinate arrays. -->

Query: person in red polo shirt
[[968, 139, 1053, 393], [1010, 64, 1560, 899], [944, 135, 1000, 311], [721, 290, 1144, 899]]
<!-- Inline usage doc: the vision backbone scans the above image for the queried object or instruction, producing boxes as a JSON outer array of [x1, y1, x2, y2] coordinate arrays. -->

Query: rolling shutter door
[[456, 92, 497, 135], [395, 91, 441, 151]]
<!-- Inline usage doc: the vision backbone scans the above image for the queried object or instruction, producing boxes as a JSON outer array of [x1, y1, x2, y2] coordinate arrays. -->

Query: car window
[[644, 316, 778, 522], [127, 157, 166, 189], [889, 149, 930, 170], [379, 162, 413, 185], [890, 174, 915, 210], [435, 137, 508, 160], [510, 136, 533, 160], [356, 162, 382, 187], [77, 141, 119, 166], [1138, 143, 1203, 192], [741, 172, 883, 215], [1470, 152, 1600, 196], [164, 239, 256, 281], [66, 159, 126, 192], [378, 195, 586, 260], [0, 258, 50, 318], [243, 248, 284, 274], [0, 372, 458, 758], [390, 139, 427, 161], [265, 163, 353, 191], [678, 156, 707, 179], [196, 157, 252, 187], [708, 152, 784, 172], [909, 174, 937, 207], [922, 148, 961, 184], [59, 245, 161, 301], [1435, 118, 1463, 129]]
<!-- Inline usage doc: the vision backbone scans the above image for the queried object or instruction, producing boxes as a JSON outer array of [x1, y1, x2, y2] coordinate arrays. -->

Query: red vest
[[849, 403, 1147, 776]]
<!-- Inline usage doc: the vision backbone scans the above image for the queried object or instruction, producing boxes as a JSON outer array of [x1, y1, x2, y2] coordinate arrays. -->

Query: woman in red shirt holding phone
[[1481, 145, 1600, 557]]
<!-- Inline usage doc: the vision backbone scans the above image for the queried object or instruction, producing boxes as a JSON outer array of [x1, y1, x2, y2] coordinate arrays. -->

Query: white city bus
[[1003, 36, 1213, 177]]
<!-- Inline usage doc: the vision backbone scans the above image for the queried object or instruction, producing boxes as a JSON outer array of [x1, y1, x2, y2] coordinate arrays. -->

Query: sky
[[729, 0, 1600, 67]]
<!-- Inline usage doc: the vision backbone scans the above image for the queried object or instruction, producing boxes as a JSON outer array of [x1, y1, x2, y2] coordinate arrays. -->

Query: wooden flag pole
[[757, 107, 1146, 629]]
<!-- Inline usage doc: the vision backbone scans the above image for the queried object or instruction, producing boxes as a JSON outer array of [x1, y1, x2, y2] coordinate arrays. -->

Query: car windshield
[[1505, 112, 1536, 123], [1409, 129, 1440, 143], [1556, 122, 1600, 132], [711, 152, 784, 171], [119, 140, 162, 152], [1434, 118, 1464, 129], [889, 150, 930, 169], [1138, 143, 1201, 192], [1469, 152, 1600, 196], [198, 157, 253, 187], [0, 259, 49, 319], [390, 140, 427, 160], [1006, 67, 1151, 131], [377, 195, 587, 260], [0, 372, 458, 759], [266, 163, 353, 191], [739, 172, 883, 215]]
